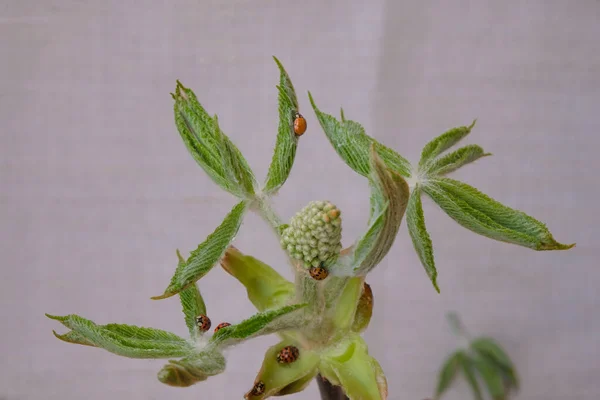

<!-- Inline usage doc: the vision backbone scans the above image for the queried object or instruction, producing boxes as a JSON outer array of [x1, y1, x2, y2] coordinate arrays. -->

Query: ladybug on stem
[[277, 345, 300, 364], [250, 381, 265, 396], [309, 265, 329, 281], [195, 315, 211, 332]]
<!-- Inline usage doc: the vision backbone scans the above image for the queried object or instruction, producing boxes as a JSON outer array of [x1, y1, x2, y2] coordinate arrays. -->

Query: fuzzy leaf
[[220, 246, 295, 312], [178, 275, 207, 338], [173, 81, 257, 197], [435, 351, 462, 399], [471, 337, 519, 390], [419, 120, 476, 167], [47, 314, 192, 359], [320, 335, 386, 400], [426, 144, 491, 176], [244, 340, 320, 399], [406, 186, 439, 292], [423, 178, 574, 250], [153, 201, 247, 300], [263, 57, 300, 194], [211, 304, 307, 348], [459, 354, 484, 400], [353, 147, 410, 275], [309, 92, 411, 177], [158, 350, 226, 387]]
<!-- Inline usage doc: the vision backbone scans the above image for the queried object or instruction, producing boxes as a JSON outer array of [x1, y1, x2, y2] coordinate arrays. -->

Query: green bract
[[47, 57, 572, 399]]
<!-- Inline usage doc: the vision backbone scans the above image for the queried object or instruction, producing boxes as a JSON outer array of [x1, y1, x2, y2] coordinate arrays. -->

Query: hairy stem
[[254, 194, 284, 236], [316, 374, 349, 400]]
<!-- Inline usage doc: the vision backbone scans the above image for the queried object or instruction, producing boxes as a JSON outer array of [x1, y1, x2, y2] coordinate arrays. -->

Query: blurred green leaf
[[471, 337, 520, 390], [435, 351, 462, 399], [157, 350, 226, 387], [419, 120, 476, 167], [173, 81, 257, 197], [309, 92, 411, 178], [459, 354, 484, 400], [423, 178, 574, 250], [211, 304, 307, 348], [353, 147, 410, 275], [220, 246, 295, 312], [47, 314, 192, 359], [244, 340, 319, 399], [406, 185, 439, 292], [153, 201, 247, 300], [263, 57, 300, 194], [425, 144, 491, 176], [473, 356, 506, 400]]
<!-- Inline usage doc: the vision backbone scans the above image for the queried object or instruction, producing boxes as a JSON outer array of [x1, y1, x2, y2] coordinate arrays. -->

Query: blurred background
[[1, 1, 599, 399]]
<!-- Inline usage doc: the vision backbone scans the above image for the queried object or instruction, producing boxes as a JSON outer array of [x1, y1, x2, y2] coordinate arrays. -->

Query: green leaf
[[263, 57, 300, 194], [351, 282, 374, 333], [320, 334, 386, 400], [473, 356, 506, 400], [423, 178, 575, 250], [406, 186, 439, 292], [220, 246, 295, 312], [153, 201, 247, 300], [178, 272, 207, 338], [353, 146, 410, 275], [309, 92, 411, 177], [435, 351, 462, 399], [419, 120, 476, 167], [471, 337, 520, 390], [158, 350, 226, 387], [425, 144, 491, 176], [211, 304, 307, 348], [459, 354, 484, 400], [244, 340, 320, 399], [173, 81, 257, 197], [47, 314, 192, 359]]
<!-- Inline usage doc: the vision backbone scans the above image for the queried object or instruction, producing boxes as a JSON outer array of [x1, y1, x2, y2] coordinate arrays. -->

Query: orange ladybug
[[214, 322, 231, 333], [195, 315, 211, 332], [309, 265, 328, 281], [293, 112, 307, 136], [277, 345, 300, 364]]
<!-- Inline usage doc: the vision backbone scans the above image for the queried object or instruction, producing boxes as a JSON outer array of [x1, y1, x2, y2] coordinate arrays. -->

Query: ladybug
[[293, 112, 307, 136], [251, 381, 266, 396], [309, 265, 329, 281], [195, 315, 211, 332], [214, 322, 231, 333], [277, 345, 300, 364]]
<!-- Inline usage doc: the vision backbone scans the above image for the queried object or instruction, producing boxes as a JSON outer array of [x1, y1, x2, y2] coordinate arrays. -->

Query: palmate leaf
[[459, 353, 484, 400], [47, 314, 192, 359], [211, 303, 307, 348], [419, 120, 477, 168], [423, 178, 574, 251], [309, 92, 411, 178], [173, 81, 257, 198], [472, 356, 506, 400], [425, 144, 491, 176], [263, 57, 300, 194], [471, 337, 520, 390], [177, 272, 207, 338], [153, 201, 247, 300], [406, 185, 439, 292], [158, 350, 226, 387], [353, 146, 410, 275]]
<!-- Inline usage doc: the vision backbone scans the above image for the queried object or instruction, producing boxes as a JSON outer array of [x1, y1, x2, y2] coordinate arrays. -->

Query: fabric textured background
[[1, 1, 598, 399]]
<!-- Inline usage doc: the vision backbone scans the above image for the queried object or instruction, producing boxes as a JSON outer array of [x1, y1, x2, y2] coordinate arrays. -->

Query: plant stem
[[316, 374, 349, 400]]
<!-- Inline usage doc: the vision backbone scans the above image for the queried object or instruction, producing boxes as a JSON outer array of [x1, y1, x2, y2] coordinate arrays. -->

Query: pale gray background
[[1, 1, 598, 399]]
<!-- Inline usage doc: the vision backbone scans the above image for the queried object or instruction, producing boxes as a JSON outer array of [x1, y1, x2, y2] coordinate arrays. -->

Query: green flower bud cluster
[[281, 200, 342, 268]]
